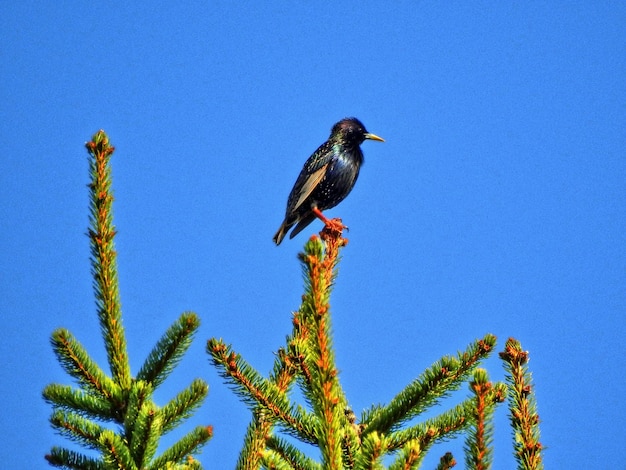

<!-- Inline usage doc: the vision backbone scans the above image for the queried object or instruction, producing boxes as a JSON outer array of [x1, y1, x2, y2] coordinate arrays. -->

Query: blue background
[[2, 2, 624, 468]]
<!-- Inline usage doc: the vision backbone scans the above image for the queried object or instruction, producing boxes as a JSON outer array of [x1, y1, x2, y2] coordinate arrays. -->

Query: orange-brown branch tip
[[319, 217, 346, 240]]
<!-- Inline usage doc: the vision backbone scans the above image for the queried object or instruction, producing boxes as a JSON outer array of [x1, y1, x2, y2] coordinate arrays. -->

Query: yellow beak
[[364, 133, 385, 142]]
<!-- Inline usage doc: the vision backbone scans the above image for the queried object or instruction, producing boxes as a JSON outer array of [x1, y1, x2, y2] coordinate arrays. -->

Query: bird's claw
[[320, 217, 347, 237], [326, 217, 346, 232]]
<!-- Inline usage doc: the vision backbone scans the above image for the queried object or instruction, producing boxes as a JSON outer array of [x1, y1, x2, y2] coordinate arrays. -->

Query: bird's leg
[[312, 206, 332, 226], [312, 206, 348, 233]]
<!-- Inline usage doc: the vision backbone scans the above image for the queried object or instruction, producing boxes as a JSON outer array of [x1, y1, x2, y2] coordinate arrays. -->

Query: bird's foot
[[320, 218, 349, 247], [312, 206, 348, 230], [312, 207, 348, 245], [325, 217, 347, 233]]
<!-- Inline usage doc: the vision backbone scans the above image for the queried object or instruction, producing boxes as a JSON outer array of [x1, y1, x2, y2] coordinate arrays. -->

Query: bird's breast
[[312, 147, 363, 210]]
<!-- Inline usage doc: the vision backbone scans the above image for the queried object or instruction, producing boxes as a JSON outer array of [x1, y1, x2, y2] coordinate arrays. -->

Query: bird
[[273, 117, 384, 245]]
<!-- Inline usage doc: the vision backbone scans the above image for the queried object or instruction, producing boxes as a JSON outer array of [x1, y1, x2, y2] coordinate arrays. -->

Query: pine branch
[[86, 131, 130, 388], [48, 329, 121, 403], [265, 435, 322, 470], [385, 379, 506, 470], [464, 369, 498, 470], [236, 344, 302, 469], [43, 384, 116, 422], [259, 450, 298, 470], [148, 426, 213, 470], [361, 334, 497, 435], [386, 381, 506, 453], [354, 431, 387, 470], [207, 339, 317, 445], [160, 378, 209, 434], [387, 440, 422, 470], [122, 380, 153, 444], [128, 398, 161, 467], [499, 338, 543, 470], [45, 447, 106, 470], [296, 232, 349, 469], [137, 312, 200, 388], [385, 401, 469, 452], [49, 410, 106, 450], [236, 412, 275, 470], [99, 430, 137, 470]]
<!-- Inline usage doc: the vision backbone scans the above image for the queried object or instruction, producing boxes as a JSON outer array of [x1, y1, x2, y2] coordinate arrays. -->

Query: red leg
[[312, 206, 332, 225], [312, 206, 348, 233]]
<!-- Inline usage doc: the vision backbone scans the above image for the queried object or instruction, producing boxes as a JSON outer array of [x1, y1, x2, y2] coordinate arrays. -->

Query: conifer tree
[[43, 131, 212, 469], [208, 225, 544, 469]]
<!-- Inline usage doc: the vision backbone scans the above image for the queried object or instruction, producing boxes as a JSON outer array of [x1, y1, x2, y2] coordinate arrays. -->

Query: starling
[[273, 117, 384, 245]]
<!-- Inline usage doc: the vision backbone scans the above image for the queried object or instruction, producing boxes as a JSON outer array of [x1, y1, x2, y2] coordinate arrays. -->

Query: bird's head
[[331, 117, 385, 146]]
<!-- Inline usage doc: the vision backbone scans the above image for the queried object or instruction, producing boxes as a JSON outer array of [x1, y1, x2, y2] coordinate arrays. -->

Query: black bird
[[273, 117, 384, 245]]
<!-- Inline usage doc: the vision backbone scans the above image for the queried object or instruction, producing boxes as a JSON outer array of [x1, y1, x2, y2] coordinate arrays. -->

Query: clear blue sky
[[2, 2, 624, 468]]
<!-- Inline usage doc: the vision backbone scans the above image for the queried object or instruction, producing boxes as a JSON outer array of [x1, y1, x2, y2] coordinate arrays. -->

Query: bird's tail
[[273, 222, 290, 245], [287, 213, 316, 241]]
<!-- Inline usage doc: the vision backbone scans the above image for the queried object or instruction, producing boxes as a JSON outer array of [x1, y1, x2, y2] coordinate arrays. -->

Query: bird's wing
[[293, 163, 328, 211]]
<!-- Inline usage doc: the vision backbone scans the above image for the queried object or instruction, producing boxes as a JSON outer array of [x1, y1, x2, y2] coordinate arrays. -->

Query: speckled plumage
[[273, 118, 384, 245]]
